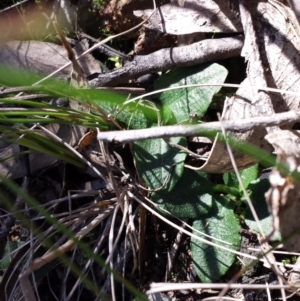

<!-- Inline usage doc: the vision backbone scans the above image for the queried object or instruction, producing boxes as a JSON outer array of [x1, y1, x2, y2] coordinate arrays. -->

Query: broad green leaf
[[155, 63, 228, 123], [151, 169, 214, 218], [191, 196, 241, 283], [134, 137, 187, 192], [223, 172, 239, 190], [0, 241, 23, 270], [240, 164, 259, 188], [223, 164, 259, 190], [244, 179, 280, 239], [161, 105, 176, 125], [93, 99, 158, 129]]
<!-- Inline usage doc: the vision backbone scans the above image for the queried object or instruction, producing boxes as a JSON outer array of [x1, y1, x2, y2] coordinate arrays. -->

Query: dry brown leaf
[[134, 0, 242, 35], [288, 255, 300, 287], [196, 0, 300, 172], [259, 1, 300, 111], [265, 130, 300, 252], [0, 40, 101, 80], [78, 130, 97, 151]]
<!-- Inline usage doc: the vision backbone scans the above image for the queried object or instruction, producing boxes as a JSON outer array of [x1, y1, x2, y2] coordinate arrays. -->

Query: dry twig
[[96, 109, 300, 143]]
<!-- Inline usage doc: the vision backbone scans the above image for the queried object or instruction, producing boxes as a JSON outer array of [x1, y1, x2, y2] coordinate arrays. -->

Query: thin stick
[[19, 204, 115, 301], [129, 192, 259, 261], [96, 109, 300, 143], [217, 112, 265, 238], [147, 283, 291, 294], [0, 0, 29, 13], [37, 124, 111, 189], [125, 83, 300, 105], [165, 222, 185, 281], [32, 1, 157, 86], [108, 203, 120, 301], [217, 113, 286, 300], [202, 297, 244, 301]]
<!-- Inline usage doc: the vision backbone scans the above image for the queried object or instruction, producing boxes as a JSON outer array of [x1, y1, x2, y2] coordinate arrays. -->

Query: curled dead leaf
[[264, 130, 300, 251], [194, 0, 300, 173]]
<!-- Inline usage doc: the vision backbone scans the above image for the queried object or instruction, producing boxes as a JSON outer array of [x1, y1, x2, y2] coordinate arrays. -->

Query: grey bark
[[96, 109, 300, 143], [90, 35, 244, 87]]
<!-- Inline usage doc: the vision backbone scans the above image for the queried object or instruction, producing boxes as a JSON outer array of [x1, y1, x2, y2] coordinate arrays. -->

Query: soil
[[1, 1, 300, 301]]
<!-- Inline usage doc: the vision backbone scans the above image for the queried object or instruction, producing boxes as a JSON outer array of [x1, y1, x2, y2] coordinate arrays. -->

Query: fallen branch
[[90, 35, 244, 87], [97, 109, 300, 143], [20, 204, 116, 301]]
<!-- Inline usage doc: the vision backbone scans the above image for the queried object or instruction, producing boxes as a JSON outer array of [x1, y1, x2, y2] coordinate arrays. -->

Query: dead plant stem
[[96, 109, 300, 143]]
